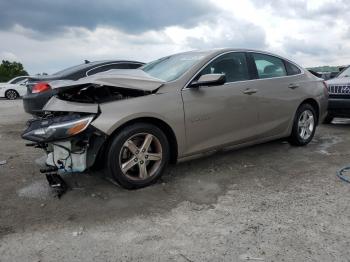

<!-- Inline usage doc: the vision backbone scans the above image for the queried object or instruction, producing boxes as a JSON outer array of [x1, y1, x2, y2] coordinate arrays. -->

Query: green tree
[[0, 60, 28, 82]]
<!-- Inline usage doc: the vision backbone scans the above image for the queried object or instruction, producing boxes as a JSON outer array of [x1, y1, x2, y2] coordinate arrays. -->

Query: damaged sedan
[[22, 49, 328, 190]]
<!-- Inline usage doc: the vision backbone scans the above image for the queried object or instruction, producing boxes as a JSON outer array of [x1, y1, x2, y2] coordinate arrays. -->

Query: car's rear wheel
[[5, 89, 19, 100], [289, 104, 317, 146], [107, 123, 170, 189]]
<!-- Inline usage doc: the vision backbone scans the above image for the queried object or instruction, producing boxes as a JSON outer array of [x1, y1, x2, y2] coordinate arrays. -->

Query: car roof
[[167, 48, 297, 62]]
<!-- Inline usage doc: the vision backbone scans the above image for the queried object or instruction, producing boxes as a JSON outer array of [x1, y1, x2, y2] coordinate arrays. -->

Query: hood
[[50, 69, 165, 92], [326, 77, 350, 85]]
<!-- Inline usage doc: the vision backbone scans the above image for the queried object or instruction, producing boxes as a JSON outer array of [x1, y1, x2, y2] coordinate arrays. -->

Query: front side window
[[252, 53, 287, 79], [199, 52, 249, 83]]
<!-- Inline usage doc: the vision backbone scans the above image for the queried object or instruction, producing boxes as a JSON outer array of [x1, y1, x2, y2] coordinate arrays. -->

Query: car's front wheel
[[289, 103, 317, 146], [5, 89, 19, 100], [106, 123, 170, 189]]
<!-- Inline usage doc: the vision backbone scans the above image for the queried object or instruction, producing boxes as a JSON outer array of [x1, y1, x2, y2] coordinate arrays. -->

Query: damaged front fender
[[43, 96, 99, 114]]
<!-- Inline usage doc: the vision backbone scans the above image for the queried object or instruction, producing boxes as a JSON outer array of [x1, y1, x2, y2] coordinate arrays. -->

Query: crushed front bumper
[[22, 115, 108, 173]]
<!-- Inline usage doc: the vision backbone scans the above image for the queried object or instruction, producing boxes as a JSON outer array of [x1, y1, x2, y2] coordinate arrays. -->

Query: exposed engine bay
[[22, 84, 151, 174], [57, 84, 151, 103], [22, 112, 107, 173], [21, 74, 162, 194]]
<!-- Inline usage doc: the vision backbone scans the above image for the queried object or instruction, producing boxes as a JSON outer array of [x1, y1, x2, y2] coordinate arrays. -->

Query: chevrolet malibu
[[22, 49, 328, 189]]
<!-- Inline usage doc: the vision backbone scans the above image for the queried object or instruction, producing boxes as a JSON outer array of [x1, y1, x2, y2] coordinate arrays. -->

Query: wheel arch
[[5, 89, 19, 99], [102, 117, 179, 165], [300, 98, 320, 124]]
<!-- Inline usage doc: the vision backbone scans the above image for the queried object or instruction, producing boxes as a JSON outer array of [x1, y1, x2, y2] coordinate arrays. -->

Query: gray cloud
[[345, 27, 350, 39], [0, 0, 218, 35], [250, 0, 350, 20], [185, 16, 267, 50], [282, 37, 330, 56]]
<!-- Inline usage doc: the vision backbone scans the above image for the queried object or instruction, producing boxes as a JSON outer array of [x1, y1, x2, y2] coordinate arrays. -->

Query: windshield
[[338, 66, 350, 78], [142, 52, 208, 82]]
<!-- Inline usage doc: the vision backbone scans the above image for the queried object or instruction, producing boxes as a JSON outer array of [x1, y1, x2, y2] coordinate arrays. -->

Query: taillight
[[32, 82, 51, 94], [323, 81, 329, 96]]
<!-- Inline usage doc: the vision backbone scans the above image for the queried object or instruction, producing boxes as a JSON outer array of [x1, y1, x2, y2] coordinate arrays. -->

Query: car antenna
[[84, 60, 90, 64]]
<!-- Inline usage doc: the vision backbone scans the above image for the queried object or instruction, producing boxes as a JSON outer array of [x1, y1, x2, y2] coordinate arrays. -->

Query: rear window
[[86, 63, 141, 76], [53, 63, 95, 76]]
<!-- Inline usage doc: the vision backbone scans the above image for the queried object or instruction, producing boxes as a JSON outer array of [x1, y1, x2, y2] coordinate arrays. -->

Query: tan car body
[[44, 49, 328, 162]]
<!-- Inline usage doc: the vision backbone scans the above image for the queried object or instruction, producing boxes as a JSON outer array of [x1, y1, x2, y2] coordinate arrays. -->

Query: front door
[[181, 52, 260, 156]]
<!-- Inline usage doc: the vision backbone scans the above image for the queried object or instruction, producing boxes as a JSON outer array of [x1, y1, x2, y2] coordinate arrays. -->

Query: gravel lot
[[0, 99, 350, 262]]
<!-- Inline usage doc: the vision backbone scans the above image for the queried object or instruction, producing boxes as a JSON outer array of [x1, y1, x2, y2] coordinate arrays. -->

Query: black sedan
[[23, 60, 144, 115]]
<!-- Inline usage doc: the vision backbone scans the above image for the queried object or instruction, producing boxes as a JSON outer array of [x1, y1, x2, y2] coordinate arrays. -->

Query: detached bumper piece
[[46, 173, 68, 198], [38, 165, 68, 198]]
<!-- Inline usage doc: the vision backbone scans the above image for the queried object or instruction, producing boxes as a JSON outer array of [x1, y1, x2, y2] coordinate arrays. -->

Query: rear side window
[[252, 53, 287, 79], [200, 52, 250, 82], [285, 61, 301, 76]]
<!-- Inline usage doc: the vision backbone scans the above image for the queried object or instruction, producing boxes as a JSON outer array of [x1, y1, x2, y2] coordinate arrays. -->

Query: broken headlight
[[22, 115, 94, 142]]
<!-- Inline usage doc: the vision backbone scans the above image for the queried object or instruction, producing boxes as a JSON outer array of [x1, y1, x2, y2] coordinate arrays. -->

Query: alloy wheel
[[119, 133, 163, 181], [298, 109, 315, 140], [6, 90, 18, 100]]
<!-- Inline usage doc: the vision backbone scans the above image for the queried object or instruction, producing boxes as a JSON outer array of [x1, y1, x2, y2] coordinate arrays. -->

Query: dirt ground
[[0, 99, 350, 262]]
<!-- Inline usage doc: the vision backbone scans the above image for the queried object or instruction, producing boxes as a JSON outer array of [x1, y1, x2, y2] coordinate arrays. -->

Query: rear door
[[181, 52, 260, 155], [247, 52, 305, 138]]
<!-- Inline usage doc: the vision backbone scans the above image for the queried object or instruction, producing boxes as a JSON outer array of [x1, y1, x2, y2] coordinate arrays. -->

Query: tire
[[5, 89, 19, 100], [323, 114, 334, 124], [289, 103, 317, 146], [106, 123, 170, 189]]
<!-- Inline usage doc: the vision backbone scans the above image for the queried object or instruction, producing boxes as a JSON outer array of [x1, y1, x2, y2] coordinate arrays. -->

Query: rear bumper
[[23, 90, 54, 115], [328, 97, 350, 117]]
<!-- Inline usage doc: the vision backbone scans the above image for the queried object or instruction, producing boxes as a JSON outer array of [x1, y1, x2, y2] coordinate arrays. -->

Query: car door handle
[[243, 89, 258, 95], [288, 83, 300, 89]]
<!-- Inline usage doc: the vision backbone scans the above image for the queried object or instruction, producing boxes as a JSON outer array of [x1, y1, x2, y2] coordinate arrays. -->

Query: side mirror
[[190, 74, 226, 88]]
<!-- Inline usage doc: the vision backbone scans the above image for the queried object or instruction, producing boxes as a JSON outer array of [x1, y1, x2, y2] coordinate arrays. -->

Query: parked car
[[320, 71, 339, 80], [22, 49, 328, 190], [324, 65, 350, 123], [0, 76, 29, 100], [308, 70, 322, 78], [23, 60, 144, 115]]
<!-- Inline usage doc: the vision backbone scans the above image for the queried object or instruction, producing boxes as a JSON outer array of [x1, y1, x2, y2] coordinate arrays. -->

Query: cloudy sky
[[0, 0, 349, 74]]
